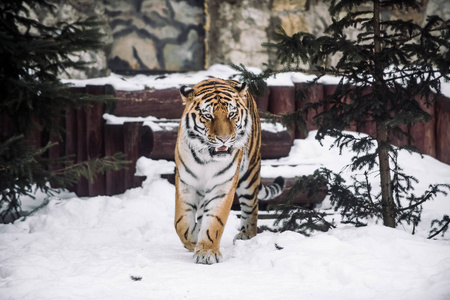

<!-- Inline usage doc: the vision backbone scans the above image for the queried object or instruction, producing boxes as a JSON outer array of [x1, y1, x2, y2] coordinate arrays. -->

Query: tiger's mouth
[[216, 146, 228, 152], [210, 146, 231, 156]]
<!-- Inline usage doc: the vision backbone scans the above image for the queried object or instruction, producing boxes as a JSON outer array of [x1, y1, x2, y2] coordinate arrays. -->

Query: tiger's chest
[[176, 141, 244, 191]]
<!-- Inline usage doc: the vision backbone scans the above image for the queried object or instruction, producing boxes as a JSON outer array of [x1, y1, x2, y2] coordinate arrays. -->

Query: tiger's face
[[179, 79, 252, 158]]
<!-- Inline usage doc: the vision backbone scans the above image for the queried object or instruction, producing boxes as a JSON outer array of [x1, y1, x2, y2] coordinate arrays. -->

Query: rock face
[[105, 0, 205, 73], [32, 0, 450, 78]]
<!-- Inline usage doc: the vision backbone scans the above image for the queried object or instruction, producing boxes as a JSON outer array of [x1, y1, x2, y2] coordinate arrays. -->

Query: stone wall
[[105, 0, 205, 73], [35, 0, 450, 78]]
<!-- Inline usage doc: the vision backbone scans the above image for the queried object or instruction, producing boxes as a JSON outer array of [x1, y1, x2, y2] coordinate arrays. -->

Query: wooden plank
[[148, 127, 177, 160], [436, 96, 450, 165], [75, 106, 89, 196], [86, 85, 106, 196], [261, 130, 292, 159], [409, 96, 436, 157], [48, 112, 64, 176], [104, 124, 125, 196], [114, 89, 184, 118], [123, 122, 144, 189], [24, 117, 43, 149], [268, 86, 296, 115], [65, 87, 85, 194], [268, 86, 296, 141], [255, 88, 270, 115], [295, 83, 324, 138], [138, 125, 154, 158]]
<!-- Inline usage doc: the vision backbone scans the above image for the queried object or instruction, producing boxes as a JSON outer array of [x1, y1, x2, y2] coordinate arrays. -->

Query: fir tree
[[0, 0, 128, 222], [233, 0, 450, 235]]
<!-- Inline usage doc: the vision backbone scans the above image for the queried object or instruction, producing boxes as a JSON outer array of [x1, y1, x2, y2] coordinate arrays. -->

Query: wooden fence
[[2, 83, 449, 207]]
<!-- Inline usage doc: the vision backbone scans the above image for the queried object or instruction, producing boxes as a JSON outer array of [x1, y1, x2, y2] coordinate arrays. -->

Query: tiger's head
[[179, 78, 252, 158]]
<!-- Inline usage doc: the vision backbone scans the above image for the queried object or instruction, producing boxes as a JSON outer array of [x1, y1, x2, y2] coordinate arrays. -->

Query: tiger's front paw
[[194, 248, 223, 264]]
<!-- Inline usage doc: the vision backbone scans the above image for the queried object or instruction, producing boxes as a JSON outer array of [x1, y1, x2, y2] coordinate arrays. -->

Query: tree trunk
[[376, 122, 396, 227], [374, 0, 396, 228]]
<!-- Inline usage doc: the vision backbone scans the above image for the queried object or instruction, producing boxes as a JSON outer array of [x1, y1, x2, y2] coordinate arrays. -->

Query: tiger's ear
[[234, 82, 248, 98], [180, 86, 195, 103]]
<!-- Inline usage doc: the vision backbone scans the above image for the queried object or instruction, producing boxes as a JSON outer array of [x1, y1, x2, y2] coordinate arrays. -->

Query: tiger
[[174, 78, 285, 264]]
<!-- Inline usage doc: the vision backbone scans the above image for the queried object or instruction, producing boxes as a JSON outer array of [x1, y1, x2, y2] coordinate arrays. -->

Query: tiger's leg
[[234, 171, 260, 242], [174, 178, 200, 252], [194, 186, 236, 264]]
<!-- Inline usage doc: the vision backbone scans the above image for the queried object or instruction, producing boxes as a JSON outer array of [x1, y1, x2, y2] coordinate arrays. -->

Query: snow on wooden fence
[[3, 84, 449, 207]]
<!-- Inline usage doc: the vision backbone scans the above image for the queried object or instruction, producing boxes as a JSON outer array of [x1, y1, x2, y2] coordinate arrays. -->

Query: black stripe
[[200, 193, 227, 209], [177, 149, 198, 179], [241, 206, 257, 215], [185, 202, 197, 211], [179, 177, 193, 188], [196, 80, 225, 89], [175, 216, 183, 229], [239, 188, 258, 201], [184, 228, 189, 240], [206, 229, 214, 243], [191, 148, 205, 165], [206, 214, 224, 227], [184, 113, 190, 129], [238, 168, 252, 186], [191, 223, 197, 234], [205, 174, 235, 194], [246, 167, 260, 190], [214, 150, 239, 176]]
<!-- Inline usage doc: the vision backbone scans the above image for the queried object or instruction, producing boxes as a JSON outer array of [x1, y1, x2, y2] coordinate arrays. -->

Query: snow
[[62, 64, 450, 98], [2, 65, 450, 299], [1, 131, 450, 300]]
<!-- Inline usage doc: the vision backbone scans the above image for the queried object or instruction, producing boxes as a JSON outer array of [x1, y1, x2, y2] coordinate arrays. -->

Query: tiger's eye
[[203, 112, 213, 120]]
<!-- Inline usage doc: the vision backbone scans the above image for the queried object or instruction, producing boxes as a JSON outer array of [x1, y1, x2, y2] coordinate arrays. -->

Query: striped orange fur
[[174, 78, 284, 264]]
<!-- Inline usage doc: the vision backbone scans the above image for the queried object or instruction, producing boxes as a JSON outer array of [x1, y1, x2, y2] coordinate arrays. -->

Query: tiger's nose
[[217, 136, 230, 143]]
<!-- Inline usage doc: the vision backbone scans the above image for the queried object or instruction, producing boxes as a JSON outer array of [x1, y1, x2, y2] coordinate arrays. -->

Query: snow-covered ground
[[1, 65, 450, 299], [1, 130, 450, 300]]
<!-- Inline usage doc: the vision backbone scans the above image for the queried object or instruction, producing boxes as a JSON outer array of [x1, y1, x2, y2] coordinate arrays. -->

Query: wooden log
[[114, 89, 185, 119], [255, 88, 270, 118], [294, 83, 324, 138], [260, 129, 292, 159], [104, 124, 125, 196], [255, 177, 326, 209], [268, 86, 296, 115], [268, 85, 296, 141], [138, 125, 154, 158], [123, 122, 145, 189], [324, 84, 360, 132], [48, 112, 64, 182], [75, 104, 89, 196], [409, 96, 436, 157], [24, 117, 43, 149], [65, 108, 77, 159], [147, 127, 178, 160], [436, 96, 450, 165], [161, 173, 326, 207], [140, 120, 292, 161], [86, 85, 106, 196], [65, 87, 86, 194]]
